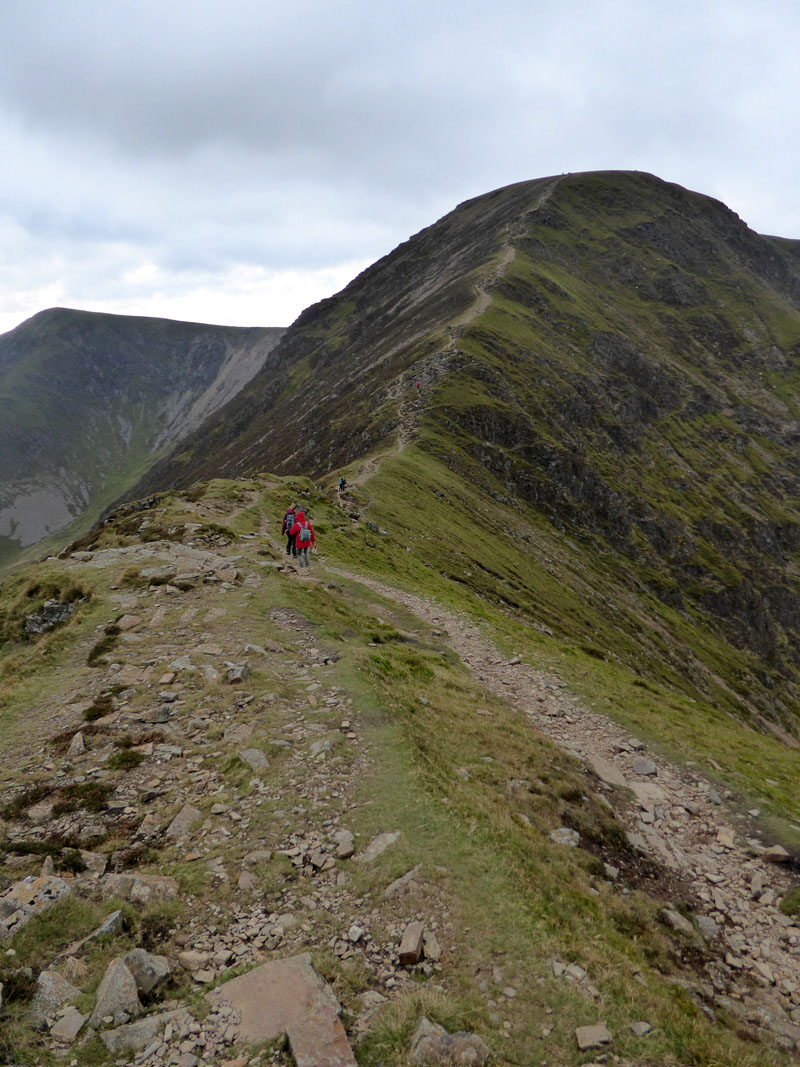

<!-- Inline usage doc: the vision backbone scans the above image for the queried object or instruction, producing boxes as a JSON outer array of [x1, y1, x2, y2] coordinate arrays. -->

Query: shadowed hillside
[[133, 171, 800, 741], [0, 308, 284, 567]]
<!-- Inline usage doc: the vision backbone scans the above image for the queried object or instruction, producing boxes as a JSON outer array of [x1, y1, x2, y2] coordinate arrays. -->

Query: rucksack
[[285, 511, 295, 532], [298, 523, 311, 544]]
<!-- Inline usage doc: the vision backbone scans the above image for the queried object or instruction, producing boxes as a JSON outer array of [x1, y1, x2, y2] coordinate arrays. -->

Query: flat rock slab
[[358, 831, 400, 863], [165, 803, 203, 839], [100, 1008, 191, 1053], [575, 1022, 612, 1051], [587, 755, 629, 789], [208, 952, 356, 1067]]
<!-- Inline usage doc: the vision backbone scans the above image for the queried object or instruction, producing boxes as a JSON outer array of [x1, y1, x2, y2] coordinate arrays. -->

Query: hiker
[[281, 502, 298, 556], [290, 510, 316, 568], [338, 476, 347, 495]]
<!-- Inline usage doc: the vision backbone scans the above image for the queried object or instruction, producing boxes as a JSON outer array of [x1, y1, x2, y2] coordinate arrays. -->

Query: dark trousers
[[286, 533, 296, 556]]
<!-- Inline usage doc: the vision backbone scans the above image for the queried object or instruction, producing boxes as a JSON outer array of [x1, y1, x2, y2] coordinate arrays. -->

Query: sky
[[1, 0, 799, 335]]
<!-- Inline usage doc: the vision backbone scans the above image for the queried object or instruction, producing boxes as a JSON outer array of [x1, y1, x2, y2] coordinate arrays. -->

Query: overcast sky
[[1, 0, 799, 335]]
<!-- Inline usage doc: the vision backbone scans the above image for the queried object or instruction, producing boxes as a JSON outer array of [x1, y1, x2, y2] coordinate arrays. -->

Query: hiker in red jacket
[[289, 510, 316, 568], [281, 503, 298, 556]]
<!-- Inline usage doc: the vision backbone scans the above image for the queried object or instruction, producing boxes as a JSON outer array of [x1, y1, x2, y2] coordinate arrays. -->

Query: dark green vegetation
[[0, 308, 284, 568]]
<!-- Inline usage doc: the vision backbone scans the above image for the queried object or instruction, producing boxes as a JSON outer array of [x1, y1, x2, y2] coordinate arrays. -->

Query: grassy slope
[[0, 478, 796, 1065]]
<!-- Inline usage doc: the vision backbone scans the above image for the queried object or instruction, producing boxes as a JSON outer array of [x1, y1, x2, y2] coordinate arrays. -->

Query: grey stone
[[588, 755, 628, 789], [102, 873, 178, 906], [225, 661, 251, 684], [165, 803, 203, 840], [99, 1009, 191, 1053], [50, 1006, 88, 1043], [575, 1022, 612, 1051], [383, 864, 421, 897], [334, 829, 355, 859], [123, 948, 172, 995], [398, 921, 425, 965], [89, 958, 141, 1028], [207, 952, 356, 1066], [0, 874, 72, 939], [764, 844, 791, 863], [550, 827, 581, 847], [28, 970, 81, 1030], [239, 748, 269, 773], [67, 731, 86, 757], [224, 722, 254, 744], [24, 600, 75, 634], [632, 757, 657, 776], [695, 915, 719, 940], [359, 831, 400, 863], [630, 1020, 653, 1037], [310, 738, 334, 758], [410, 1016, 490, 1065], [423, 930, 441, 961], [661, 907, 694, 938]]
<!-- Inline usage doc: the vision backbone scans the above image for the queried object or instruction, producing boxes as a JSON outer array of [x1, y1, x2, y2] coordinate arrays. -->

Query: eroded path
[[328, 565, 800, 1040]]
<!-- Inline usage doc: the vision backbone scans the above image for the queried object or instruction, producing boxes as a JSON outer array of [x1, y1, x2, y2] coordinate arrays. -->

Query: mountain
[[0, 308, 284, 566], [134, 170, 800, 742], [4, 172, 800, 1064]]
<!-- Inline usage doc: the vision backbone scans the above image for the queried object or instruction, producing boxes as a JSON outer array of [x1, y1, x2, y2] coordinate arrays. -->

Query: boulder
[[575, 1022, 612, 1051], [28, 970, 81, 1030], [50, 1006, 88, 1043], [164, 803, 203, 840], [239, 748, 269, 773], [102, 873, 178, 906], [398, 921, 425, 966], [99, 1008, 191, 1053], [764, 844, 791, 864], [123, 948, 172, 995], [358, 831, 400, 863], [410, 1016, 490, 1065], [207, 952, 356, 1067], [88, 958, 141, 1028]]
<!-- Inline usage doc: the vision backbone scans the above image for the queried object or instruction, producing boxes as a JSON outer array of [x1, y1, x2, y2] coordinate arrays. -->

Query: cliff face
[[0, 308, 284, 565], [136, 171, 800, 735]]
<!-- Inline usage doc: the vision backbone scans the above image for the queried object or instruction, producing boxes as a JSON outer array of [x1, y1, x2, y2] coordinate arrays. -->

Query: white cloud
[[1, 0, 800, 337]]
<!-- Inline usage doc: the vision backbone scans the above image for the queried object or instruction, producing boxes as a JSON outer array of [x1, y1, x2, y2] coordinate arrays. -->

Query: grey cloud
[[1, 0, 800, 334]]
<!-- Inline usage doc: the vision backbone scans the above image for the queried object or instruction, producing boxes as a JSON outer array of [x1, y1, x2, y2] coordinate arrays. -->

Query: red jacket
[[289, 512, 315, 547]]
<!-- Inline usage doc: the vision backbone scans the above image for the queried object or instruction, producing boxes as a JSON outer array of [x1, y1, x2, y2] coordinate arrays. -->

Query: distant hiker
[[282, 503, 298, 556], [416, 380, 421, 393], [289, 510, 316, 568], [338, 476, 347, 495]]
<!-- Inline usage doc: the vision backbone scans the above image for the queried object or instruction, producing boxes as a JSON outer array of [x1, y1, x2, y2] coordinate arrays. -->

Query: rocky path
[[327, 566, 800, 1046], [349, 181, 565, 490], [0, 538, 460, 1064]]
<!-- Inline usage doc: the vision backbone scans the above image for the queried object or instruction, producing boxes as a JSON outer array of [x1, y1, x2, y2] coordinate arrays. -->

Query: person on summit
[[289, 509, 316, 568], [281, 502, 298, 556]]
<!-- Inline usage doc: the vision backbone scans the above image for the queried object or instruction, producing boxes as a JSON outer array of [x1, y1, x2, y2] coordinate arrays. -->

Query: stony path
[[0, 537, 454, 1064], [327, 566, 800, 1042]]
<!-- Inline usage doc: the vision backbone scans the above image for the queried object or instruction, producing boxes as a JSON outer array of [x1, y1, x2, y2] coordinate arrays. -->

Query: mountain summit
[[136, 170, 800, 740]]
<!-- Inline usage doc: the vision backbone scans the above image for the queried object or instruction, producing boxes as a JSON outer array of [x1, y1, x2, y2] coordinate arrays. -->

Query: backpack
[[298, 523, 312, 544], [284, 512, 295, 533]]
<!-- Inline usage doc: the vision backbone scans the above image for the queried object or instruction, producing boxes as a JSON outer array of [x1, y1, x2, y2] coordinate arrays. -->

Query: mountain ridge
[[0, 307, 285, 567], [119, 170, 800, 741]]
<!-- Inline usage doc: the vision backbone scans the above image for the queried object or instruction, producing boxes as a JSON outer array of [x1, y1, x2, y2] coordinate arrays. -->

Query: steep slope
[[132, 171, 800, 739], [0, 308, 284, 567]]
